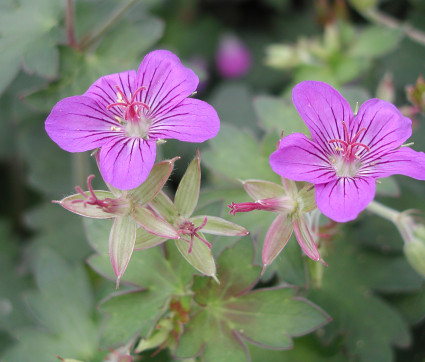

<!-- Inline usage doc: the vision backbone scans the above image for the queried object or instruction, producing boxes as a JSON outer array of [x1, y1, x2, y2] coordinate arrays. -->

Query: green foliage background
[[1, 0, 425, 361]]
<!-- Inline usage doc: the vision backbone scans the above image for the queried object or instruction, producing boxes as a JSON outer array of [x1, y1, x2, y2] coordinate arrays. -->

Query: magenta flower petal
[[353, 99, 412, 159], [270, 133, 337, 184], [136, 50, 199, 120], [292, 81, 353, 154], [45, 96, 122, 152], [369, 147, 425, 180], [150, 98, 220, 142], [99, 137, 156, 190], [315, 177, 376, 222]]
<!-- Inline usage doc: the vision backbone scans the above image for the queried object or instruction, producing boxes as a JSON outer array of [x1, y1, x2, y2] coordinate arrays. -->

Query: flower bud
[[216, 34, 251, 78], [404, 237, 425, 277]]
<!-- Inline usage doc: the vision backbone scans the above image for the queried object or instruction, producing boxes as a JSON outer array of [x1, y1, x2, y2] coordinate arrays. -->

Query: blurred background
[[1, 0, 425, 361]]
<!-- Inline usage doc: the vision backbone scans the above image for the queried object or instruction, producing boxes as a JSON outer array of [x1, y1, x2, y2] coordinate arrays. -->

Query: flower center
[[107, 86, 152, 139], [178, 217, 211, 254], [107, 85, 149, 122], [328, 122, 370, 177]]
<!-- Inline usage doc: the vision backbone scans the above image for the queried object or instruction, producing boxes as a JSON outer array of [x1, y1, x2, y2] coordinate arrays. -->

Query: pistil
[[328, 122, 370, 162], [107, 85, 149, 122]]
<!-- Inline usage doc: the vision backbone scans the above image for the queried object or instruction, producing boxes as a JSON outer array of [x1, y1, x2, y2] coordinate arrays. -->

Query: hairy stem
[[366, 200, 399, 222], [72, 153, 90, 190], [65, 0, 77, 48], [80, 0, 138, 50], [365, 8, 425, 47]]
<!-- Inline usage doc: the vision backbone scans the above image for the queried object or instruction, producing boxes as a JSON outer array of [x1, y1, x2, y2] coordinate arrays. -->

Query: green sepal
[[128, 157, 179, 205], [175, 232, 216, 277], [298, 183, 317, 213], [56, 190, 116, 218], [149, 191, 179, 224], [262, 214, 293, 267], [242, 179, 285, 200], [109, 215, 136, 286], [190, 215, 248, 236], [132, 204, 180, 239], [293, 215, 320, 261], [134, 227, 166, 251], [174, 151, 201, 218]]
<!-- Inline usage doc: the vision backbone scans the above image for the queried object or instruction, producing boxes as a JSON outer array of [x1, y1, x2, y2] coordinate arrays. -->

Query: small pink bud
[[216, 34, 251, 78]]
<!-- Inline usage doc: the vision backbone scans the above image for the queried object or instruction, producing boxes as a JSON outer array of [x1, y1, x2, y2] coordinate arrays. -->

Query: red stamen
[[328, 122, 370, 160], [72, 175, 117, 211], [106, 85, 149, 122], [178, 217, 211, 253], [228, 201, 263, 215]]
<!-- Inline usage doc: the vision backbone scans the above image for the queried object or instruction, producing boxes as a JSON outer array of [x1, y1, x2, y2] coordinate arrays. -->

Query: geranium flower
[[45, 50, 220, 190], [270, 81, 425, 222]]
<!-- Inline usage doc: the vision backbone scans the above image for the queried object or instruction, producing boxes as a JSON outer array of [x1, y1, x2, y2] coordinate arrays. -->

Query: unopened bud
[[216, 34, 251, 78], [404, 238, 425, 277]]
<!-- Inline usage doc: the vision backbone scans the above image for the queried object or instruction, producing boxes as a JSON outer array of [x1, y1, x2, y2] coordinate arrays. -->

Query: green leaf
[[26, 203, 92, 263], [307, 238, 417, 361], [174, 153, 201, 218], [254, 95, 309, 135], [83, 218, 112, 254], [0, 0, 63, 94], [209, 82, 258, 131], [2, 249, 100, 362], [25, 13, 164, 112], [203, 123, 279, 182], [350, 26, 401, 58], [375, 177, 400, 197], [88, 243, 194, 348], [0, 221, 33, 332], [175, 238, 329, 361]]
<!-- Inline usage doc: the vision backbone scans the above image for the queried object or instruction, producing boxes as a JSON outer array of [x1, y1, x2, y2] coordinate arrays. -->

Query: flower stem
[[366, 200, 399, 222], [80, 0, 138, 50], [65, 0, 77, 49], [72, 153, 89, 189], [365, 8, 425, 47]]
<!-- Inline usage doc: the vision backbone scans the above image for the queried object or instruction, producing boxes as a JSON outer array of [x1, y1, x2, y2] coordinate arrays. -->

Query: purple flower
[[45, 50, 220, 190], [270, 81, 425, 222]]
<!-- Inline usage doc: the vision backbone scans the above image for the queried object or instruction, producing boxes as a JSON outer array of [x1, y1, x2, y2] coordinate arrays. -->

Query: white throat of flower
[[328, 121, 370, 178], [107, 85, 152, 139]]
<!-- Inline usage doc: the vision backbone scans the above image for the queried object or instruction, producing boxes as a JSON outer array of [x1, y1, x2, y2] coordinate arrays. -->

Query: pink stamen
[[328, 122, 370, 160], [178, 217, 211, 253], [72, 175, 116, 211], [106, 85, 149, 122], [228, 201, 263, 215]]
